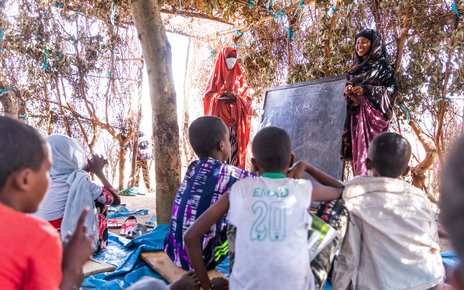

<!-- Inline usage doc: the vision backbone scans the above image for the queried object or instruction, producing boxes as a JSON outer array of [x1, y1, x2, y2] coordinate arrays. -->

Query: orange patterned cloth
[[203, 47, 252, 169]]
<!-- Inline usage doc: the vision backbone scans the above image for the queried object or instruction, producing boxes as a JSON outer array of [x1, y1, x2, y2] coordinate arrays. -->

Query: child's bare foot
[[169, 271, 200, 290]]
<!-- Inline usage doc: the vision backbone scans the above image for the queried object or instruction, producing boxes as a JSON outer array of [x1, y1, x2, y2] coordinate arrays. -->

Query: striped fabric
[[164, 157, 253, 270]]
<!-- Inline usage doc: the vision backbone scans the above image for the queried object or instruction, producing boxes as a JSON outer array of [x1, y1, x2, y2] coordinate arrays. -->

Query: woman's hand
[[350, 94, 361, 106], [352, 86, 364, 96], [344, 85, 353, 97], [223, 91, 237, 102], [87, 154, 107, 175]]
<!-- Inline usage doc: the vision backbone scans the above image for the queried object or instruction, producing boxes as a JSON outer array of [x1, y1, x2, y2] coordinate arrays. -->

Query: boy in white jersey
[[185, 126, 344, 290]]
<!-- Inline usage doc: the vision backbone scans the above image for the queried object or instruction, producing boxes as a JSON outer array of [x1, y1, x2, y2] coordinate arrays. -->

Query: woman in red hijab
[[203, 47, 252, 169]]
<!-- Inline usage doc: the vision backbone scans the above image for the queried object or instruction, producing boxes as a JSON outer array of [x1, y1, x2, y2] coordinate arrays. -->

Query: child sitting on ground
[[35, 134, 120, 253], [185, 126, 344, 290], [332, 132, 444, 289], [440, 135, 464, 289], [164, 116, 254, 271], [0, 116, 92, 290]]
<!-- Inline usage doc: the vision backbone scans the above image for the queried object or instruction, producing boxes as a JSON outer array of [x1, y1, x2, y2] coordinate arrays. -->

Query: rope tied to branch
[[328, 6, 339, 17], [272, 10, 286, 24], [19, 114, 29, 124], [286, 27, 295, 40], [399, 103, 410, 123], [119, 143, 129, 149], [42, 48, 51, 73], [110, 1, 118, 26], [0, 87, 13, 94], [436, 95, 451, 103], [452, 1, 462, 19], [0, 28, 4, 50], [265, 0, 272, 10], [293, 0, 305, 21]]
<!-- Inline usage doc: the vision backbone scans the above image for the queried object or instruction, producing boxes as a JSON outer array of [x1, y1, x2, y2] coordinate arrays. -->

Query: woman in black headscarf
[[341, 29, 398, 176]]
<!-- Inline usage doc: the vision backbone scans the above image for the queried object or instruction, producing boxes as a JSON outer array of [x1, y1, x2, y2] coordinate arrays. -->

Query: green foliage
[[1, 0, 142, 146], [2, 0, 463, 191], [237, 0, 463, 127]]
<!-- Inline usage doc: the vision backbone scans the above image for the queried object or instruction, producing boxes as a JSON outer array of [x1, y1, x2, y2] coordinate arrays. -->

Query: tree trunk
[[394, 0, 411, 74], [131, 0, 181, 224], [128, 66, 144, 188], [118, 144, 127, 190], [323, 0, 341, 76], [434, 27, 457, 166], [409, 120, 438, 203], [128, 133, 139, 188]]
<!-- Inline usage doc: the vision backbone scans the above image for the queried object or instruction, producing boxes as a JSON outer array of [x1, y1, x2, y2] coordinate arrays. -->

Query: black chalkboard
[[261, 76, 346, 180]]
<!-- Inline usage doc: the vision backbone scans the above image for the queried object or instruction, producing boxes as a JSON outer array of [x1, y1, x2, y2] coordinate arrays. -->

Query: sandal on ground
[[119, 216, 137, 236], [108, 208, 148, 219], [108, 204, 128, 213], [133, 209, 149, 216], [119, 188, 137, 196], [145, 215, 157, 228], [126, 224, 148, 240]]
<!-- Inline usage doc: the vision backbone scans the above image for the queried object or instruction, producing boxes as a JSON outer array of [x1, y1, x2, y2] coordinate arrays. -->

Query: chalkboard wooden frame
[[260, 75, 347, 180]]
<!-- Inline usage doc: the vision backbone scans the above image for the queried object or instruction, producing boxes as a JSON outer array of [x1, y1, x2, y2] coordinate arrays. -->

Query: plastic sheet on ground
[[81, 224, 229, 289], [83, 226, 457, 289]]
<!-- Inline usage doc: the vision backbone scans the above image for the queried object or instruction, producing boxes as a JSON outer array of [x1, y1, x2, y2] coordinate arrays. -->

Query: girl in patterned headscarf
[[203, 47, 252, 169], [341, 29, 398, 176]]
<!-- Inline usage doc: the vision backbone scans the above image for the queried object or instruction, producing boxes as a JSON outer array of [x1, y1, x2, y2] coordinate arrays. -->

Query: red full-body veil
[[203, 47, 252, 169]]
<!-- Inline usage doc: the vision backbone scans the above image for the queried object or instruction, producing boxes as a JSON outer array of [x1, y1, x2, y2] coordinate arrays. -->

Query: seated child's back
[[332, 132, 444, 290], [185, 126, 344, 290], [164, 116, 253, 270]]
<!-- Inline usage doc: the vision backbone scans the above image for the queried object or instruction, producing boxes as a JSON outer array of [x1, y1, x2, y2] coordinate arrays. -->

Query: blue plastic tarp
[[82, 225, 170, 289], [82, 224, 229, 289]]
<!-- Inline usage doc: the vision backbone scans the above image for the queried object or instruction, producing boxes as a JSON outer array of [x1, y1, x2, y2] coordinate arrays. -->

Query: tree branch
[[435, 25, 458, 165], [394, 0, 411, 74], [324, 0, 341, 76], [410, 120, 438, 203]]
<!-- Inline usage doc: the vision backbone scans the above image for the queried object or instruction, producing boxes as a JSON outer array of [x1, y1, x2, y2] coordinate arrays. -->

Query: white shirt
[[332, 176, 444, 290], [227, 175, 315, 290]]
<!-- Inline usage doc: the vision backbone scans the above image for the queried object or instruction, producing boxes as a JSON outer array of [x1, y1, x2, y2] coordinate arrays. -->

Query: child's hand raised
[[87, 154, 107, 174], [287, 161, 309, 179], [61, 207, 93, 290]]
